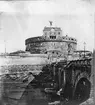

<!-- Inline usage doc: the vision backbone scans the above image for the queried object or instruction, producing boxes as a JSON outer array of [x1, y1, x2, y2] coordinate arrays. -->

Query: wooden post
[[58, 68, 61, 89], [84, 42, 86, 58]]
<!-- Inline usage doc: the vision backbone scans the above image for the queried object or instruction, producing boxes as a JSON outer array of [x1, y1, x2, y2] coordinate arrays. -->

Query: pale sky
[[0, 0, 95, 53]]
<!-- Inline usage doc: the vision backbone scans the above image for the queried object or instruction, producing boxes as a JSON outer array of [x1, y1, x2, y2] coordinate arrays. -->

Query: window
[[52, 51, 54, 54], [58, 32, 60, 35], [50, 36, 56, 39], [45, 32, 47, 35], [54, 32, 56, 35], [71, 38, 74, 41], [56, 52, 58, 55]]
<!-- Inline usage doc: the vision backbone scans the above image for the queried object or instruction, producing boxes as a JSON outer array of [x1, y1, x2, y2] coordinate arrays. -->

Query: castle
[[25, 22, 77, 60]]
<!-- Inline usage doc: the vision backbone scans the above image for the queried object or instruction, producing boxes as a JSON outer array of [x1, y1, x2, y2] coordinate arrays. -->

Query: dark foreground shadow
[[18, 84, 81, 105]]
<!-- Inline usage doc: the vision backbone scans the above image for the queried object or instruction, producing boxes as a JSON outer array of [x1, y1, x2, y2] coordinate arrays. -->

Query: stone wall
[[25, 38, 77, 59]]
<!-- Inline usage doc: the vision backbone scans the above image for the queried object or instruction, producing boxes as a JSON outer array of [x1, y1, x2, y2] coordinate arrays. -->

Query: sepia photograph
[[0, 0, 95, 105]]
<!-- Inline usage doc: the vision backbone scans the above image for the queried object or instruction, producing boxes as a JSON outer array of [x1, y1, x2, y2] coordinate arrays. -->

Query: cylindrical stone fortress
[[25, 25, 77, 59]]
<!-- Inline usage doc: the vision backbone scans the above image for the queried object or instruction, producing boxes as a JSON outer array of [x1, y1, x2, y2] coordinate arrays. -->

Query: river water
[[0, 56, 94, 105]]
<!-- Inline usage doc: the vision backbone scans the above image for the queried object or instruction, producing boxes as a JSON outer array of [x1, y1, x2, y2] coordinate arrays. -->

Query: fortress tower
[[25, 22, 77, 60]]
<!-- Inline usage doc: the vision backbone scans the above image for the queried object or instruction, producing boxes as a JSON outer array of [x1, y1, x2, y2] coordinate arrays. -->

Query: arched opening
[[74, 78, 91, 102]]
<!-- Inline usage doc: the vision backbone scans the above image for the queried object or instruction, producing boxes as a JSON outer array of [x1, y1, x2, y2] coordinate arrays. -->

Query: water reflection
[[0, 56, 94, 105]]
